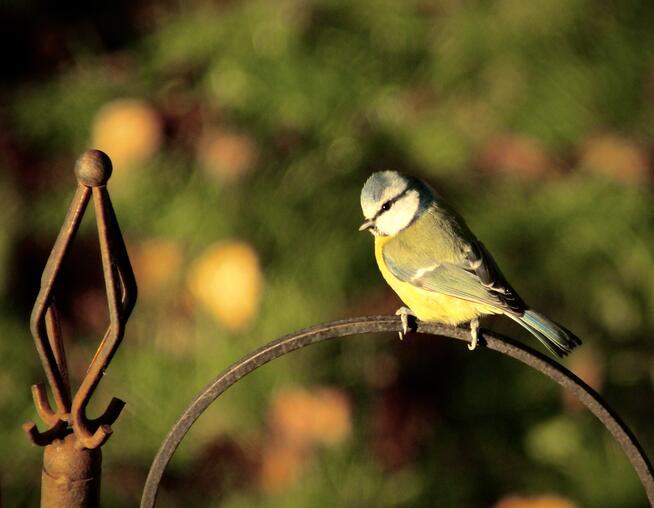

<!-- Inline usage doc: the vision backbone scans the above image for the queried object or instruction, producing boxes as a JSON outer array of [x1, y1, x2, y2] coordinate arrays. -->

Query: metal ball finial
[[75, 150, 113, 187]]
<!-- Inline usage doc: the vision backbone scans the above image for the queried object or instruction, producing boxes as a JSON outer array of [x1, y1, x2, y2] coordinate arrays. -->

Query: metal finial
[[74, 149, 113, 187], [25, 150, 136, 451]]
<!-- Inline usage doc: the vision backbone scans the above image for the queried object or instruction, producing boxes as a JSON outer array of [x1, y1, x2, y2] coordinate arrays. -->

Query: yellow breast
[[374, 236, 494, 325]]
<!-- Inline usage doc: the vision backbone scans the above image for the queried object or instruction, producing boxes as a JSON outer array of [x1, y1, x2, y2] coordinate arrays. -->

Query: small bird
[[359, 170, 581, 357]]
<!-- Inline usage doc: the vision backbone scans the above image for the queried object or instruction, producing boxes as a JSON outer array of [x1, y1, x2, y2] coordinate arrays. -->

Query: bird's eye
[[381, 201, 391, 212]]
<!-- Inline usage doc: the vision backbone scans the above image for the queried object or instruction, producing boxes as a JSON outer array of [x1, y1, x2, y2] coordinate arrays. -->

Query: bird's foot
[[468, 318, 480, 351], [395, 306, 416, 340]]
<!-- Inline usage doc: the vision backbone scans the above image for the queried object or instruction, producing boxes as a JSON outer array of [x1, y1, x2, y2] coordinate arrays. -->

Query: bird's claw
[[469, 318, 480, 351], [395, 306, 415, 340]]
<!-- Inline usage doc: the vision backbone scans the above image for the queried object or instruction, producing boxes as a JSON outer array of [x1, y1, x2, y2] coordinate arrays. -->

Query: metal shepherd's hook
[[23, 150, 137, 508]]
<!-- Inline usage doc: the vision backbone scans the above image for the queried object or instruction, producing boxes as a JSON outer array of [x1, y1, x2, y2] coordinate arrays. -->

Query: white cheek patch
[[376, 190, 420, 236]]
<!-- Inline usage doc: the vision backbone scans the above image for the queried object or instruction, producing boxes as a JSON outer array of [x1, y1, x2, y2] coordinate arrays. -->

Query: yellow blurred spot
[[579, 134, 650, 184], [187, 241, 263, 331], [197, 129, 258, 184], [130, 238, 184, 297], [269, 387, 351, 448], [494, 494, 579, 508], [91, 98, 163, 173], [259, 386, 351, 494], [258, 440, 308, 495]]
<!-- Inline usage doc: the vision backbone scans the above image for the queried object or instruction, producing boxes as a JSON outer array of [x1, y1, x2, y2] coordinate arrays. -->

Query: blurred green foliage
[[1, 0, 654, 507]]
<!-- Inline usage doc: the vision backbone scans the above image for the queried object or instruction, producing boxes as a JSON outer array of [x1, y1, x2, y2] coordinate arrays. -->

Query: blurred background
[[1, 0, 654, 506]]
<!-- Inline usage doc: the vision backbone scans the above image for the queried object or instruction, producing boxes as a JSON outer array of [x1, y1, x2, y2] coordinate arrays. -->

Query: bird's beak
[[359, 219, 374, 231]]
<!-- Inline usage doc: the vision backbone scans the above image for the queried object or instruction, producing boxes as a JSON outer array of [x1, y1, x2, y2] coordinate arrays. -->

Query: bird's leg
[[468, 318, 480, 351], [395, 306, 416, 340]]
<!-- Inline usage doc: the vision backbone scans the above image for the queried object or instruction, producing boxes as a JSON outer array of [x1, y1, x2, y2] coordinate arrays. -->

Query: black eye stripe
[[374, 188, 409, 219]]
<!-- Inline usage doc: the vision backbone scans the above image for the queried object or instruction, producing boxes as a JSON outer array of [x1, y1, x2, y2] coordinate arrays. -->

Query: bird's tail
[[509, 310, 582, 358]]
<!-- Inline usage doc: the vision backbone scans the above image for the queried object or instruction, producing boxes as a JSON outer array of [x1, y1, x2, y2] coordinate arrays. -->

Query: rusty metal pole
[[41, 434, 102, 507], [23, 150, 137, 507]]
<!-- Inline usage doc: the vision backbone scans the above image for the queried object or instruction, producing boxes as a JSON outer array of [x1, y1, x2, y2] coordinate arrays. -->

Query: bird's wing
[[383, 238, 526, 316]]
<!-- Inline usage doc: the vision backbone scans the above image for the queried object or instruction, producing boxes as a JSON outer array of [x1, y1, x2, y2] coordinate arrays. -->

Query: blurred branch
[[140, 315, 654, 507]]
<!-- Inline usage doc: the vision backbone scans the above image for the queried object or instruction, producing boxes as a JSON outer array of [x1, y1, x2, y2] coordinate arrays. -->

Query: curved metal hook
[[70, 185, 137, 449], [23, 419, 69, 447], [140, 315, 654, 507], [23, 184, 91, 445], [28, 185, 90, 417], [31, 383, 61, 427]]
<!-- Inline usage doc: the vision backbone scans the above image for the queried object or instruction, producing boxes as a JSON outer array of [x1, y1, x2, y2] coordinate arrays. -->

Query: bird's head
[[359, 170, 433, 237]]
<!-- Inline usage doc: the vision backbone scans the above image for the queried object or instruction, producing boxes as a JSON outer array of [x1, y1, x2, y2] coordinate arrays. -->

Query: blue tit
[[359, 170, 581, 357]]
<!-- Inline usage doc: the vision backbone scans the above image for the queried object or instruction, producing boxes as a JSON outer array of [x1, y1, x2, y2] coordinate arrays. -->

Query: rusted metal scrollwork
[[140, 316, 654, 507], [24, 150, 137, 507]]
